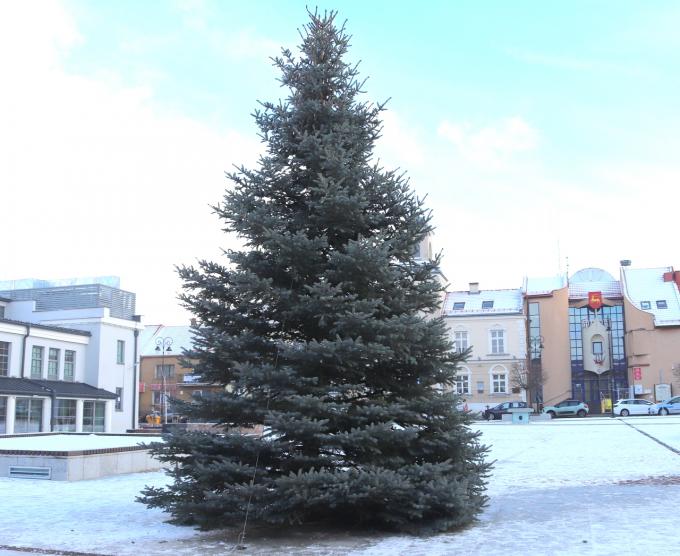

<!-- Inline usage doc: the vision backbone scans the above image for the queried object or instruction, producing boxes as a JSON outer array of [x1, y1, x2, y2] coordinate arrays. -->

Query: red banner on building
[[633, 367, 642, 381], [588, 291, 603, 310]]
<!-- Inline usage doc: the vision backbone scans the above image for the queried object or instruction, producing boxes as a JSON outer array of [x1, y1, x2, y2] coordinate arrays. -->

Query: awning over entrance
[[0, 377, 116, 399]]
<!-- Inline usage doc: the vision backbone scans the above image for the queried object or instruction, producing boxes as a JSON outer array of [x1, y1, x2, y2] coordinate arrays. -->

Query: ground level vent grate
[[8, 466, 52, 479]]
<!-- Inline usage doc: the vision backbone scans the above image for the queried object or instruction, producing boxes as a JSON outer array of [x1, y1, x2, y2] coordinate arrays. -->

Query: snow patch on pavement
[[0, 416, 677, 555]]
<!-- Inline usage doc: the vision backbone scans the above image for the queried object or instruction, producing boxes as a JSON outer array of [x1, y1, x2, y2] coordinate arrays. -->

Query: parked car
[[542, 399, 589, 418], [483, 401, 529, 421], [650, 395, 680, 415], [613, 398, 654, 416]]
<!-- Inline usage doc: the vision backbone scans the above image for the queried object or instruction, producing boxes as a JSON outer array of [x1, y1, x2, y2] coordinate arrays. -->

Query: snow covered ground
[[0, 433, 161, 451], [0, 415, 678, 555]]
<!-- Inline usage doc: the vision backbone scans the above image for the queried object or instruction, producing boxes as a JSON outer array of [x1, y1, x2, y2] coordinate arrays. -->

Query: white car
[[613, 398, 654, 416]]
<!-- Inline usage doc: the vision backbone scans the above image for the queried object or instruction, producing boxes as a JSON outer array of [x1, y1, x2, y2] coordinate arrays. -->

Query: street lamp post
[[155, 337, 173, 424], [528, 335, 544, 413], [606, 322, 616, 417]]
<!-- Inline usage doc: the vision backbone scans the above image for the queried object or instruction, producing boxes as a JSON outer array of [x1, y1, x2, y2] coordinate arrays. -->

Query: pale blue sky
[[1, 1, 678, 322]]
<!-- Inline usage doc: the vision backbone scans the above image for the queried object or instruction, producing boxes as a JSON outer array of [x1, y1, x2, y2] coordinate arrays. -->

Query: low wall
[[0, 436, 163, 481], [0, 447, 162, 480]]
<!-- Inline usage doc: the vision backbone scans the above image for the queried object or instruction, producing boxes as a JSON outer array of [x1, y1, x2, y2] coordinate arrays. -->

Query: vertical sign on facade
[[633, 367, 642, 381]]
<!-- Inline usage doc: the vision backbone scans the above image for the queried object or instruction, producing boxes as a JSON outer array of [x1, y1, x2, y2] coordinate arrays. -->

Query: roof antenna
[[565, 256, 570, 285], [557, 238, 562, 275]]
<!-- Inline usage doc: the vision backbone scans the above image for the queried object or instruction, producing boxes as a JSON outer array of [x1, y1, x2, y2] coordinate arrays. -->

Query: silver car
[[649, 395, 680, 415]]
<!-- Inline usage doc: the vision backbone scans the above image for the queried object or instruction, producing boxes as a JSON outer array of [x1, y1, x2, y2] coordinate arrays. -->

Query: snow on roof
[[569, 280, 622, 299], [570, 268, 616, 282], [442, 288, 523, 316], [138, 324, 196, 356], [567, 267, 622, 299], [621, 266, 680, 326], [0, 317, 92, 337], [523, 275, 567, 296]]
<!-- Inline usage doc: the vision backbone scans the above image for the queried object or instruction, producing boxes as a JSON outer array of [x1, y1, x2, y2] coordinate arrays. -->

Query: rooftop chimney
[[469, 282, 480, 294]]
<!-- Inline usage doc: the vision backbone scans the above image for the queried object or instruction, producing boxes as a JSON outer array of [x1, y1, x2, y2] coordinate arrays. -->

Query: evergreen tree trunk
[[139, 10, 490, 534]]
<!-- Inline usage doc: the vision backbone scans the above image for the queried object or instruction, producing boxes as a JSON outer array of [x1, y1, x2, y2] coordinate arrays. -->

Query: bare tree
[[511, 361, 545, 411]]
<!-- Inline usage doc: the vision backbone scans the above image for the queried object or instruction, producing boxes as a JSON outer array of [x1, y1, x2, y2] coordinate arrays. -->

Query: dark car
[[483, 401, 529, 420]]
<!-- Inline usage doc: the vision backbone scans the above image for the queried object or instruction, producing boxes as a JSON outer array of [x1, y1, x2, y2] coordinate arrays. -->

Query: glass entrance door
[[0, 397, 6, 434]]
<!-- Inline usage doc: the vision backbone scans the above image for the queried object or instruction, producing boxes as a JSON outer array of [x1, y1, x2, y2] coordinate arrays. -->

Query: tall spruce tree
[[140, 11, 489, 534]]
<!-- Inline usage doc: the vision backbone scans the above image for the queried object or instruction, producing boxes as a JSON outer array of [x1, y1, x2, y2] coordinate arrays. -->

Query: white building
[[0, 278, 143, 434], [441, 282, 527, 412]]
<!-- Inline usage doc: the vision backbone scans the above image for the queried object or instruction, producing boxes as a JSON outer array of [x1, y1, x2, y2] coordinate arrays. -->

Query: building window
[[64, 350, 75, 381], [152, 391, 163, 408], [116, 340, 125, 364], [528, 302, 542, 360], [14, 398, 43, 433], [592, 341, 603, 355], [115, 387, 123, 411], [54, 399, 76, 432], [83, 401, 106, 432], [0, 341, 9, 377], [48, 348, 60, 380], [0, 305, 4, 318], [640, 301, 651, 310], [155, 364, 175, 379], [30, 346, 44, 379], [454, 373, 470, 395], [482, 300, 494, 309], [656, 300, 668, 309], [452, 302, 465, 310], [453, 331, 469, 352], [492, 373, 507, 394], [490, 330, 505, 354]]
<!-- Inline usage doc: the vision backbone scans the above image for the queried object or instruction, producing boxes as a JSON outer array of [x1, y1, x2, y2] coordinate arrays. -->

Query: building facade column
[[104, 400, 113, 432], [6, 396, 16, 435], [42, 397, 52, 432], [75, 399, 84, 433]]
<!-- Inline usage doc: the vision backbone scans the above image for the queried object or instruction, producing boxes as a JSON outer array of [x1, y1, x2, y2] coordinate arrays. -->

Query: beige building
[[138, 324, 219, 424], [524, 268, 628, 413], [521, 264, 680, 414], [620, 265, 680, 401], [442, 283, 526, 412]]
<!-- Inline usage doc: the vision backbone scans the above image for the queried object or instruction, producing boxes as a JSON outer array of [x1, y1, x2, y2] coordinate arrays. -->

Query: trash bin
[[508, 407, 532, 424]]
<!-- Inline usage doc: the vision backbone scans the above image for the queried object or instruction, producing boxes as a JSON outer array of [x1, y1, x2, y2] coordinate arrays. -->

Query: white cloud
[[376, 111, 425, 168], [437, 117, 539, 169], [173, 0, 280, 62], [0, 1, 262, 324], [0, 1, 81, 61], [219, 29, 281, 61], [505, 47, 596, 71]]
